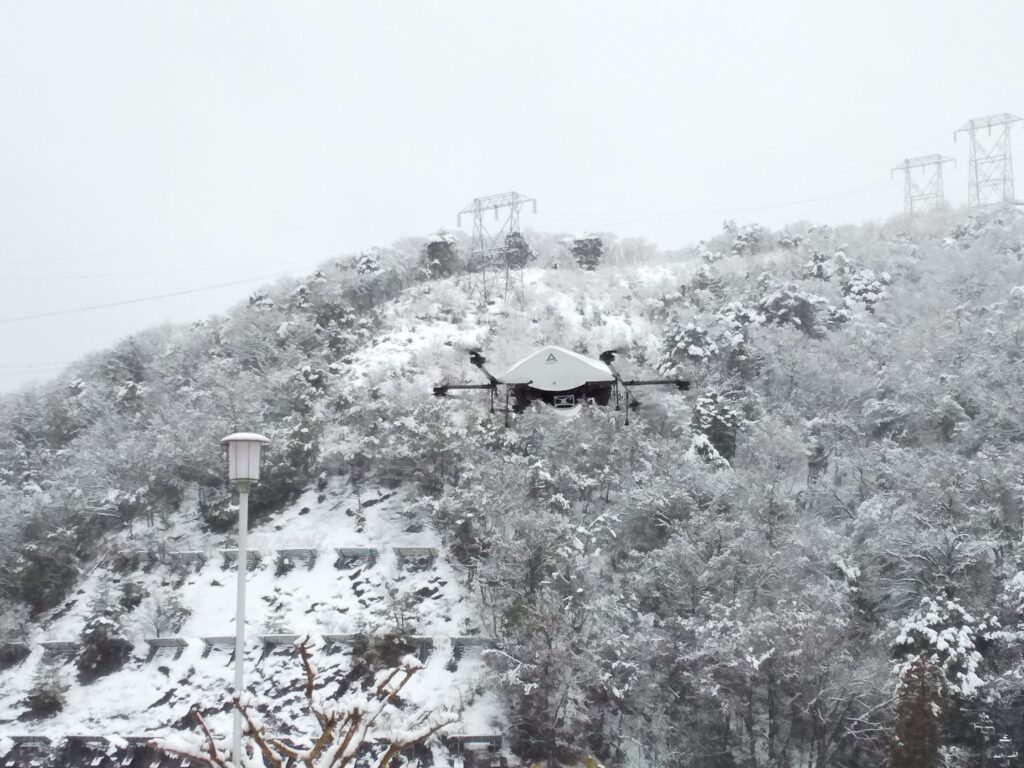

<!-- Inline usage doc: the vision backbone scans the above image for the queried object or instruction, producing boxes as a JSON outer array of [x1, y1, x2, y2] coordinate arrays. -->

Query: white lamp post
[[220, 432, 270, 764]]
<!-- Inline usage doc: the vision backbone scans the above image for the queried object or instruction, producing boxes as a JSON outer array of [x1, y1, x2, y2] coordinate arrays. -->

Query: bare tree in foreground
[[153, 637, 457, 768]]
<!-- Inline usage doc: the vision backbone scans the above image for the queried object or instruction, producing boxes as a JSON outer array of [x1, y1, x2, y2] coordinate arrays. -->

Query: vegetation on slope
[[3, 207, 1024, 766]]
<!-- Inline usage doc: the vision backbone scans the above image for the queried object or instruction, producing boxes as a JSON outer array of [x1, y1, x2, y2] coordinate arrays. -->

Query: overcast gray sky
[[0, 1, 1020, 392]]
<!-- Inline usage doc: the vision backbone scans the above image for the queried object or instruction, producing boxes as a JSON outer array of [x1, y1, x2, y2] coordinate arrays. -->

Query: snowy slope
[[0, 481, 502, 763], [339, 256, 706, 404], [0, 250, 712, 765]]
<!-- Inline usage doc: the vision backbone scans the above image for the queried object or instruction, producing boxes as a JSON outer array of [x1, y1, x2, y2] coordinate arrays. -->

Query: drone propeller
[[598, 348, 628, 364], [466, 349, 501, 386]]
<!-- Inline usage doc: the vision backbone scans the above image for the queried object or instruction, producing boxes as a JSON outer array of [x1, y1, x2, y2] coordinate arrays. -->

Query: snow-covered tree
[[137, 591, 190, 638], [422, 231, 460, 278], [690, 390, 742, 462], [842, 268, 889, 313], [893, 596, 993, 699], [78, 613, 132, 682], [659, 319, 719, 374], [569, 234, 604, 270], [25, 666, 68, 717]]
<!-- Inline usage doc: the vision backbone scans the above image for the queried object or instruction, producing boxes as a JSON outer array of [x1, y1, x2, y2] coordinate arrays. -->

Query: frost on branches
[[154, 638, 457, 768]]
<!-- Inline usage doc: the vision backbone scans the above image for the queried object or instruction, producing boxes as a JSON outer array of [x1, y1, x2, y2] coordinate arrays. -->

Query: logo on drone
[[545, 353, 558, 363]]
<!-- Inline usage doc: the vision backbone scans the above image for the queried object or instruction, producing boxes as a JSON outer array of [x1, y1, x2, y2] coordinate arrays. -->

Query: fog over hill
[[2, 208, 1024, 767]]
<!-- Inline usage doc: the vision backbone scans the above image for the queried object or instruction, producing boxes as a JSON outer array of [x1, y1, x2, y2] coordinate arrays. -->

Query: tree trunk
[[766, 662, 777, 765], [746, 682, 757, 768]]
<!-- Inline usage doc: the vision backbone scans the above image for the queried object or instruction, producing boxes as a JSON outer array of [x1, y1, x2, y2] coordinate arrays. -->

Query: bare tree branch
[[154, 640, 457, 768]]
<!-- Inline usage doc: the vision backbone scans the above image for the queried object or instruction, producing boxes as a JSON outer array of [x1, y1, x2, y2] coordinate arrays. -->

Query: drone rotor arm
[[623, 378, 692, 391], [433, 382, 497, 397]]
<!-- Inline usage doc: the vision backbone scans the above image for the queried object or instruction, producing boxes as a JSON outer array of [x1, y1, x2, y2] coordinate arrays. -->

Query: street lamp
[[220, 432, 270, 764]]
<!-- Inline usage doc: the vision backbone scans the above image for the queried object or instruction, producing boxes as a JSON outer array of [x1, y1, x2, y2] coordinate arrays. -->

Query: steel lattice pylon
[[954, 113, 1023, 208], [458, 191, 537, 305], [891, 154, 955, 216]]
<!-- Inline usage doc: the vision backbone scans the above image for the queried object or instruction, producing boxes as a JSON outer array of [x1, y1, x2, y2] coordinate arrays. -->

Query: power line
[[0, 258, 322, 282], [537, 181, 890, 226], [0, 205, 431, 267], [0, 275, 272, 326]]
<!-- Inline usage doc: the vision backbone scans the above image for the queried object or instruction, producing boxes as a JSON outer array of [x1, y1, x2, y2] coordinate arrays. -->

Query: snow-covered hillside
[[0, 244, 719, 766], [7, 210, 1024, 767], [0, 246, 714, 765], [0, 478, 503, 763]]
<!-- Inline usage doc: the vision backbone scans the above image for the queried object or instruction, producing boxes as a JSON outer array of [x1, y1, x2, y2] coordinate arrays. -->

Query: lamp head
[[221, 432, 271, 483]]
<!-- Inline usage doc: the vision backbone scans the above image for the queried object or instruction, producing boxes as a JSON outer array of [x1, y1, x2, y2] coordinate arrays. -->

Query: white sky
[[0, 1, 1020, 392]]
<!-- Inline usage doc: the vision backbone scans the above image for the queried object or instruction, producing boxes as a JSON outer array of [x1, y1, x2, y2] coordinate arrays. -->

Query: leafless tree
[[153, 637, 457, 768]]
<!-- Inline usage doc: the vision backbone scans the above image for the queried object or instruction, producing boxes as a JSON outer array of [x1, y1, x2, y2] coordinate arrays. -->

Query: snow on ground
[[0, 479, 498, 748]]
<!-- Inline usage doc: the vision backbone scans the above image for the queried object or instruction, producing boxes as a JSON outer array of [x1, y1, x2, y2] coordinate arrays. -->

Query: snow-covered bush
[[78, 614, 132, 682], [757, 285, 828, 338], [686, 432, 730, 469], [199, 492, 236, 532], [117, 580, 147, 611]]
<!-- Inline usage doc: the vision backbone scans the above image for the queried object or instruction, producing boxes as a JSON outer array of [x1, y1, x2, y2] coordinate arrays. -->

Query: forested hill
[[2, 207, 1024, 767]]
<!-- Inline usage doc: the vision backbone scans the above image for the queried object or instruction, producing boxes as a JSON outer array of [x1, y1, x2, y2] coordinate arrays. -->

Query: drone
[[433, 345, 690, 425]]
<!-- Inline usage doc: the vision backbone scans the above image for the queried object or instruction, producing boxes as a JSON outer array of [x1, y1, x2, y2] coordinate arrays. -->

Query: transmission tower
[[954, 113, 1023, 208], [458, 191, 537, 305], [891, 155, 954, 216]]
